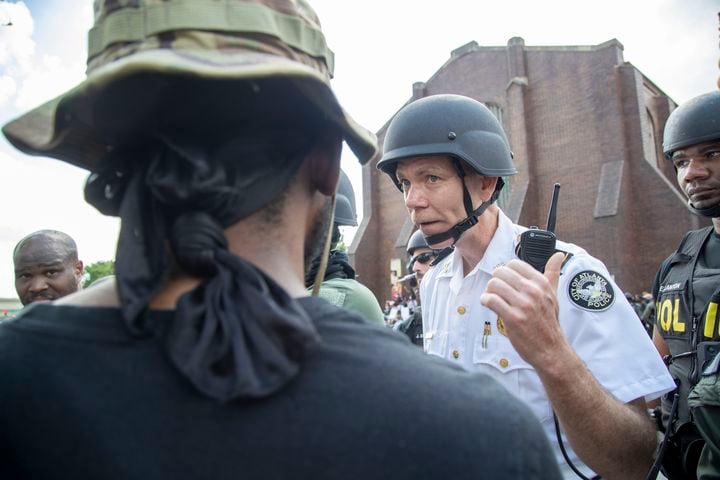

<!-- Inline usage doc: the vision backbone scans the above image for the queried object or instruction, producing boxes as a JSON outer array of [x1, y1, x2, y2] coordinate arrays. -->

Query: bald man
[[13, 230, 83, 305]]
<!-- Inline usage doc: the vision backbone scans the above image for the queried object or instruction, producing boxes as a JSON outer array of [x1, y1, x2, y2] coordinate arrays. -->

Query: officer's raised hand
[[480, 251, 567, 367], [482, 251, 660, 479]]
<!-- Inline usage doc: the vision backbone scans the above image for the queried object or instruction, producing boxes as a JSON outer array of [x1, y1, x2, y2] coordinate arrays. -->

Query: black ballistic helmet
[[377, 94, 516, 189], [377, 94, 517, 246], [334, 170, 358, 226], [406, 229, 439, 271], [406, 229, 429, 256], [663, 91, 720, 218], [663, 91, 720, 159]]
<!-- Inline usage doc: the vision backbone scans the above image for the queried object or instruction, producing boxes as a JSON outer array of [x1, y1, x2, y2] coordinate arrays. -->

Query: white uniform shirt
[[420, 210, 675, 479]]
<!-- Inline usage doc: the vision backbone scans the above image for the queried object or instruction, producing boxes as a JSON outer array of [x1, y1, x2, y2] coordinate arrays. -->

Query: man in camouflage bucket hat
[[0, 2, 561, 479]]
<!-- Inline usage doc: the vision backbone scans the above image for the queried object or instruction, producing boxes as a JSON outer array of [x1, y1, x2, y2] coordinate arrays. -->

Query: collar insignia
[[496, 317, 507, 336]]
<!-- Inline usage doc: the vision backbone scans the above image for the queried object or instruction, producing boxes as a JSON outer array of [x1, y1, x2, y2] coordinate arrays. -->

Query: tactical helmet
[[406, 229, 428, 256], [2, 0, 378, 171], [663, 91, 720, 218], [377, 94, 517, 247], [335, 170, 358, 226], [377, 94, 517, 189], [663, 91, 720, 159]]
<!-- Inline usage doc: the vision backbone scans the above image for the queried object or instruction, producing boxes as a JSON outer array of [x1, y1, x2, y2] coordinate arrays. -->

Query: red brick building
[[350, 37, 710, 303]]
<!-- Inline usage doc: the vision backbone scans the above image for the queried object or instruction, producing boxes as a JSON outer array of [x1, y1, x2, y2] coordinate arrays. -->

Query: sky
[[0, 0, 717, 299]]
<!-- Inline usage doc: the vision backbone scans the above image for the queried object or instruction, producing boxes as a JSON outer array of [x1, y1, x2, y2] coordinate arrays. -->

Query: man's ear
[[309, 134, 342, 196], [480, 176, 499, 202], [466, 173, 498, 203], [75, 260, 84, 285]]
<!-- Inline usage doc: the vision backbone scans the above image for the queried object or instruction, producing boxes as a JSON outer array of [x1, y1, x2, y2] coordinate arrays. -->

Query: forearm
[[537, 345, 656, 480]]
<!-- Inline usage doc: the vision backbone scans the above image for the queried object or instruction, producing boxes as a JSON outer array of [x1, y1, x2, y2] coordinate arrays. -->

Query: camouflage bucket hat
[[2, 0, 378, 170]]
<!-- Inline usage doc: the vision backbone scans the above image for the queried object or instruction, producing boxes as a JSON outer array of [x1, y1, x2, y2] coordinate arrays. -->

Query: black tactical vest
[[654, 227, 720, 430]]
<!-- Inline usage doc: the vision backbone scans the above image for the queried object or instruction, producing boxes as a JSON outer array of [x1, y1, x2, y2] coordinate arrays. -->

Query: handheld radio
[[517, 183, 560, 272]]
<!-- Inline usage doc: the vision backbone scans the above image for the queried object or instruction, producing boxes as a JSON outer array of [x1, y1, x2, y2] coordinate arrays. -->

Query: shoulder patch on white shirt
[[567, 270, 615, 312]]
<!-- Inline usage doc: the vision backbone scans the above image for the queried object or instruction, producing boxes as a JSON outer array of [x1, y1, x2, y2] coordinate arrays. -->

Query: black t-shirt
[[0, 297, 561, 480]]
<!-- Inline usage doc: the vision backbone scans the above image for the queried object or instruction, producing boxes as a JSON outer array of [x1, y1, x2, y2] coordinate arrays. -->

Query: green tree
[[82, 260, 115, 288]]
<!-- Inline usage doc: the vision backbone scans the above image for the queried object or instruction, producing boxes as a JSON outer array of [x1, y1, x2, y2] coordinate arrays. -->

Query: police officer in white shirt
[[376, 94, 675, 480]]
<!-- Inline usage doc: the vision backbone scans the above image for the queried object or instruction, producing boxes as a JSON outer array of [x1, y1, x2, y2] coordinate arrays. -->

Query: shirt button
[[457, 306, 466, 315], [499, 358, 509, 368], [452, 350, 460, 359]]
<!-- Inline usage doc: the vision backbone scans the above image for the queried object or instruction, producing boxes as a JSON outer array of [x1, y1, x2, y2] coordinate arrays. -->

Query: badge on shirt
[[567, 270, 615, 312]]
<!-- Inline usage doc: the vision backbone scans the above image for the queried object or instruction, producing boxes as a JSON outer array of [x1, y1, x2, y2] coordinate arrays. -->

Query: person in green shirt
[[305, 170, 385, 325]]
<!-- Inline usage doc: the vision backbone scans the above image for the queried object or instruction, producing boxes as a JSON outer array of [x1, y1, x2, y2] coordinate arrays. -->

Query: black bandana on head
[[85, 132, 319, 402]]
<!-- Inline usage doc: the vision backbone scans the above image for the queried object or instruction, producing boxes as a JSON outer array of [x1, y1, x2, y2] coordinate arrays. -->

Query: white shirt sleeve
[[558, 252, 675, 402]]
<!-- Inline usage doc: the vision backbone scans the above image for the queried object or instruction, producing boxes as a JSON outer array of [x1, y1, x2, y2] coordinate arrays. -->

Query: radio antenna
[[546, 183, 560, 233]]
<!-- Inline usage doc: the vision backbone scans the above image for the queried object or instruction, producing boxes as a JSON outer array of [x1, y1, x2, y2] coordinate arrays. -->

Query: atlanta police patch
[[567, 270, 615, 312]]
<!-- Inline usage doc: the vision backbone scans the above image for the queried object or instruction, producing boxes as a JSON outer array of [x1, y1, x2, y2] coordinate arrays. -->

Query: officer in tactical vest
[[395, 229, 438, 346], [305, 170, 385, 325], [652, 90, 720, 479]]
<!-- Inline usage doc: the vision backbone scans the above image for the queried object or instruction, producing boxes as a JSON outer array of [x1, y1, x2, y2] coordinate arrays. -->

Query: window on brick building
[[645, 108, 662, 168], [646, 107, 665, 169]]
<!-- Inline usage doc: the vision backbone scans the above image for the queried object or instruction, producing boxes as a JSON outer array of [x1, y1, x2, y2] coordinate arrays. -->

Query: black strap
[[689, 202, 720, 218], [656, 228, 713, 288], [553, 413, 601, 480], [430, 246, 454, 267], [423, 204, 486, 246], [560, 251, 574, 270], [450, 158, 473, 214], [680, 227, 716, 252], [645, 392, 681, 480]]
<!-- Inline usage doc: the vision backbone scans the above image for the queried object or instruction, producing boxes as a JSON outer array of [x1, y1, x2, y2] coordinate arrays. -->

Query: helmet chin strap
[[423, 202, 490, 246], [424, 159, 503, 265], [688, 199, 720, 218]]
